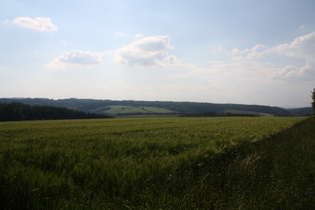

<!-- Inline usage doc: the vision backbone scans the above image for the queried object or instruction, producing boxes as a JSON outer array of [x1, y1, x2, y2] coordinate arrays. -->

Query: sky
[[1, 0, 315, 108]]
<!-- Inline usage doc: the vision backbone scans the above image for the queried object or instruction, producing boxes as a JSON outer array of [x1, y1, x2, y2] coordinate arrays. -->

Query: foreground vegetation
[[0, 117, 314, 209]]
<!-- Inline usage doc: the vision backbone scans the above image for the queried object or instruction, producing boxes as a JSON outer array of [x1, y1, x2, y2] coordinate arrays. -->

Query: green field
[[224, 109, 274, 117], [100, 105, 178, 115], [0, 117, 314, 209]]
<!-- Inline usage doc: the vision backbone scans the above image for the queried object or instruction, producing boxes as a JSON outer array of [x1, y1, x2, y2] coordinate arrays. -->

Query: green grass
[[172, 117, 315, 209], [0, 117, 313, 209], [224, 109, 274, 116], [102, 105, 178, 115]]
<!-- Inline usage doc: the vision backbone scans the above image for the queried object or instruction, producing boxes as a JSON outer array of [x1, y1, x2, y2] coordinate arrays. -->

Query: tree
[[0, 102, 112, 121], [312, 88, 315, 118]]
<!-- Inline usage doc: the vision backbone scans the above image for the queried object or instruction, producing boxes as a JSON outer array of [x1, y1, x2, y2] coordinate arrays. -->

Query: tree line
[[0, 98, 296, 116], [0, 102, 112, 121]]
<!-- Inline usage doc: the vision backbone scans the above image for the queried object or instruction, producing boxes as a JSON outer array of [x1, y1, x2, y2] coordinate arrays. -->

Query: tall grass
[[0, 117, 312, 209], [154, 117, 315, 209]]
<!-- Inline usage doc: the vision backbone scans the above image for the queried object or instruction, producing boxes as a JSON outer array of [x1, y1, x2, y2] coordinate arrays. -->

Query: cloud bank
[[47, 50, 102, 69], [115, 35, 180, 67], [13, 17, 58, 31], [231, 31, 315, 81], [267, 32, 315, 81]]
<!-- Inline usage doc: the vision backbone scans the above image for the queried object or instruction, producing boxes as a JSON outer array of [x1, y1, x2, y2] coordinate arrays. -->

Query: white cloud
[[115, 31, 128, 37], [268, 31, 315, 60], [269, 64, 315, 81], [13, 17, 58, 31], [47, 50, 102, 69], [167, 59, 313, 106], [115, 35, 180, 67], [299, 25, 306, 30], [266, 32, 315, 80], [134, 34, 143, 39], [269, 65, 301, 80], [1, 19, 10, 24], [230, 32, 315, 81], [0, 66, 8, 71], [231, 44, 267, 59]]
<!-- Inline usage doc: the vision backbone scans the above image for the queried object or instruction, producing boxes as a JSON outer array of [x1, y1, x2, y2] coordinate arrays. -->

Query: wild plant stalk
[[312, 88, 315, 118]]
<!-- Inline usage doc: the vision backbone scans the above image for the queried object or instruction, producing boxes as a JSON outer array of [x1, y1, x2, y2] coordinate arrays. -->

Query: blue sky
[[1, 0, 315, 107]]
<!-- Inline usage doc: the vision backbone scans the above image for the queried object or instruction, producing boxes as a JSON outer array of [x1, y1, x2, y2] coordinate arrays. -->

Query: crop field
[[223, 109, 274, 117], [0, 117, 314, 209]]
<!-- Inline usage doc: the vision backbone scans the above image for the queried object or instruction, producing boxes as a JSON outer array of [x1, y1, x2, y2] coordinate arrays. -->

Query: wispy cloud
[[13, 17, 58, 31], [47, 50, 102, 69], [298, 25, 306, 30], [134, 34, 143, 39], [114, 35, 181, 67], [267, 31, 315, 60], [269, 65, 308, 81], [0, 66, 8, 71], [230, 31, 315, 81], [114, 31, 128, 37], [265, 32, 315, 81], [166, 32, 315, 106], [231, 44, 267, 59]]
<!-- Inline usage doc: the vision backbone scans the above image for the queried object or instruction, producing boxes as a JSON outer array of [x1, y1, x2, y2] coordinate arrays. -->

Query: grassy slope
[[142, 106, 178, 113], [287, 107, 313, 117], [0, 117, 314, 209], [224, 109, 274, 117], [0, 98, 294, 116], [103, 105, 178, 115], [153, 118, 315, 209]]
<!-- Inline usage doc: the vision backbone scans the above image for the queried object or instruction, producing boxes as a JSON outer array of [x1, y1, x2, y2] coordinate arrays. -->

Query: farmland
[[0, 117, 314, 209], [223, 109, 274, 117], [100, 105, 179, 115]]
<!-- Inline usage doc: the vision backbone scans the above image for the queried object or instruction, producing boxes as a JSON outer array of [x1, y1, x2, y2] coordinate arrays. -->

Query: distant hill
[[0, 98, 297, 117], [0, 102, 112, 121], [103, 105, 179, 116], [286, 107, 313, 117]]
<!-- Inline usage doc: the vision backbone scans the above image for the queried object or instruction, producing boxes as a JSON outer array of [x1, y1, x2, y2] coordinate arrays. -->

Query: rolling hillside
[[101, 105, 178, 115], [0, 98, 305, 117], [0, 102, 112, 121], [287, 107, 313, 117]]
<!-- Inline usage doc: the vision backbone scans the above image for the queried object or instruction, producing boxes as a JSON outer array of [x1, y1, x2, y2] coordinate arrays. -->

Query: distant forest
[[0, 102, 112, 121], [0, 98, 313, 117]]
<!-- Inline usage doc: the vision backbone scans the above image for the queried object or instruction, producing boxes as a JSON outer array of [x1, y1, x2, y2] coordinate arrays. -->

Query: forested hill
[[0, 98, 304, 117], [0, 102, 112, 121], [286, 107, 313, 117]]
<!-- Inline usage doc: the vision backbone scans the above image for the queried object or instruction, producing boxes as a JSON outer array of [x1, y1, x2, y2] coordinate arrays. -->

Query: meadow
[[0, 117, 314, 209], [101, 105, 178, 115]]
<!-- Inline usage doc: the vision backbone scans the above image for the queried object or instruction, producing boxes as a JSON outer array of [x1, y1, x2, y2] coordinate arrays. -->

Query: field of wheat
[[1, 117, 313, 209]]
